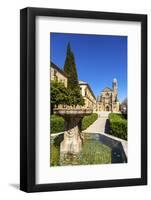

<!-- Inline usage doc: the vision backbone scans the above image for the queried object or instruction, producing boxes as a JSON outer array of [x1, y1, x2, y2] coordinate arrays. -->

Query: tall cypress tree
[[63, 42, 84, 106], [70, 51, 79, 89], [64, 42, 79, 90], [64, 43, 72, 81]]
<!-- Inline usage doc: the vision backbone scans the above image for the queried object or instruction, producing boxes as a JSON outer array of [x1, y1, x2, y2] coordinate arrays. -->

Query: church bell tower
[[112, 78, 118, 101]]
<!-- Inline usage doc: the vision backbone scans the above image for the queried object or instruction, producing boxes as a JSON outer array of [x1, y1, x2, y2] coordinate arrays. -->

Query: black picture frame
[[20, 7, 147, 192]]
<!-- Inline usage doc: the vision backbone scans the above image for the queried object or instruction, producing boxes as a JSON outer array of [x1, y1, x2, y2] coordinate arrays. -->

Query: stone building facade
[[50, 62, 96, 110], [51, 62, 68, 87], [96, 79, 120, 112], [50, 62, 119, 112], [79, 81, 96, 110]]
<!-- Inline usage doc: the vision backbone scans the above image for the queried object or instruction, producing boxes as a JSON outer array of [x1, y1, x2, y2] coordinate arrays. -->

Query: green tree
[[51, 80, 68, 113], [51, 80, 84, 110], [67, 88, 84, 107], [63, 42, 84, 106], [64, 43, 79, 90], [63, 43, 71, 80], [69, 51, 79, 89]]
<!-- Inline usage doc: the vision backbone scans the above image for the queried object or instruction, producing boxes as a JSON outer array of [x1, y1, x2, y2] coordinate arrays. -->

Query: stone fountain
[[53, 108, 93, 163]]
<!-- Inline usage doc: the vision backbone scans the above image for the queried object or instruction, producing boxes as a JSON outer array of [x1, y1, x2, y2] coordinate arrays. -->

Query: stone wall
[[79, 84, 96, 110], [51, 66, 68, 87]]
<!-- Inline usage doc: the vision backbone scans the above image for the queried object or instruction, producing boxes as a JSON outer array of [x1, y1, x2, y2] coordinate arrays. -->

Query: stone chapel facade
[[96, 79, 120, 112]]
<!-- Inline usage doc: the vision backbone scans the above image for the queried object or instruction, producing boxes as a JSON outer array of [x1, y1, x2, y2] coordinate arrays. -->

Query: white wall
[[0, 0, 150, 199]]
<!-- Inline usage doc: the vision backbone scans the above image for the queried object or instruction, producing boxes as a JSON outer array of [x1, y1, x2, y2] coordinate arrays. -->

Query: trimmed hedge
[[109, 113, 127, 140], [51, 113, 98, 133], [51, 115, 64, 133], [82, 113, 98, 131]]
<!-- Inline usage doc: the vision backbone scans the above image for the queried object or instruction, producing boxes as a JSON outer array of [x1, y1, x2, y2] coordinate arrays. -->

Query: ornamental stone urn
[[53, 108, 93, 162]]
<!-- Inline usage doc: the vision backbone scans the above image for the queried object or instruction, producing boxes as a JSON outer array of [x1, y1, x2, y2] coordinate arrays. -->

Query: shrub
[[82, 113, 98, 131], [51, 113, 98, 133], [109, 113, 127, 140], [51, 115, 64, 133], [50, 144, 60, 166]]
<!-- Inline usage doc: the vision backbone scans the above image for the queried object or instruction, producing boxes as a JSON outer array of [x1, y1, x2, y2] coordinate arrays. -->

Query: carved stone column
[[60, 116, 83, 155], [53, 108, 92, 165]]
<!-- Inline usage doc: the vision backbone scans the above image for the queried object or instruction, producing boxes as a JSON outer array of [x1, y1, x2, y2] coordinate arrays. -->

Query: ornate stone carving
[[53, 108, 92, 163]]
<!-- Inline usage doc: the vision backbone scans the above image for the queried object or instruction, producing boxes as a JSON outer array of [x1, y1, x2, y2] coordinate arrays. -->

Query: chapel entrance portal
[[105, 106, 110, 111]]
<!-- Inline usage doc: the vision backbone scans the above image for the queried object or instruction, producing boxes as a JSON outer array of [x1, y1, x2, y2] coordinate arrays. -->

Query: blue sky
[[50, 33, 127, 102]]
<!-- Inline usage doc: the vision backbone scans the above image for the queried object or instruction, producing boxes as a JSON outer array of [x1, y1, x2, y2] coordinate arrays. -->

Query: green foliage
[[50, 134, 64, 166], [62, 42, 84, 106], [51, 80, 68, 106], [51, 80, 84, 108], [67, 87, 85, 106], [51, 113, 98, 133], [51, 115, 64, 133], [51, 44, 85, 107], [64, 42, 79, 90], [82, 113, 98, 130], [109, 113, 127, 140], [63, 43, 72, 80], [50, 144, 60, 166]]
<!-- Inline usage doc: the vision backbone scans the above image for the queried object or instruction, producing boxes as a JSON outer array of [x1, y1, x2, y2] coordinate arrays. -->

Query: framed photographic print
[[20, 7, 147, 192]]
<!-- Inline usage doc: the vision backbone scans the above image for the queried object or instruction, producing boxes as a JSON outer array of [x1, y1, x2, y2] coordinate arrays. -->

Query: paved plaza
[[83, 112, 110, 133]]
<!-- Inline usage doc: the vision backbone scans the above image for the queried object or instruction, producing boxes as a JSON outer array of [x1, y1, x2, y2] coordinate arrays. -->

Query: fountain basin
[[53, 108, 93, 160], [53, 108, 93, 117], [50, 132, 127, 166]]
